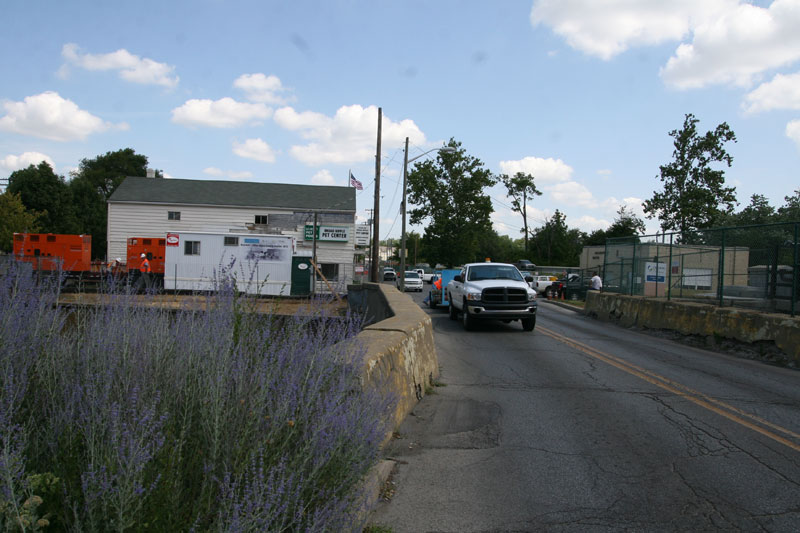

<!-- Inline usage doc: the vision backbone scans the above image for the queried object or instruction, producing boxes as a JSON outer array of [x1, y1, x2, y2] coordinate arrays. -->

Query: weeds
[[0, 259, 393, 531]]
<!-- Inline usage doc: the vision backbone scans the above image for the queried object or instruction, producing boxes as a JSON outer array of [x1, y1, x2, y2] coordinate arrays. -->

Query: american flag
[[349, 171, 363, 190]]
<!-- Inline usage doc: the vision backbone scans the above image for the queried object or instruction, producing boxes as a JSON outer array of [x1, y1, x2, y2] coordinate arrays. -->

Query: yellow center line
[[538, 326, 800, 453]]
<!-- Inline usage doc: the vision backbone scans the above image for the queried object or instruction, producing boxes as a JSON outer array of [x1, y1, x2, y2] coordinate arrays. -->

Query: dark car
[[382, 268, 397, 281], [547, 273, 588, 300]]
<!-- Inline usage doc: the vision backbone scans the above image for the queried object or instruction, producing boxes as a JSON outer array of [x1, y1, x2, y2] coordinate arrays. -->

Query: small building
[[107, 176, 357, 293]]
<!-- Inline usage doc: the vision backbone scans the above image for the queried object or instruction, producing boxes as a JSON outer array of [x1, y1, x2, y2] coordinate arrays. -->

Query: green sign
[[304, 225, 349, 242]]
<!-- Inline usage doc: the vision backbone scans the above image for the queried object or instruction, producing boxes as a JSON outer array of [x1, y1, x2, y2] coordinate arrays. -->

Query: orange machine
[[126, 237, 166, 274], [13, 233, 92, 272]]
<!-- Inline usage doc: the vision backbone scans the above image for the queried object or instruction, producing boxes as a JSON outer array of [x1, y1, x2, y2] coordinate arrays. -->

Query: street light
[[399, 138, 456, 291]]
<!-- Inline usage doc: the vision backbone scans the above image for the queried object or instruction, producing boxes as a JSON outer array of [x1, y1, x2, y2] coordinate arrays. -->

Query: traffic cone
[[560, 290, 565, 301]]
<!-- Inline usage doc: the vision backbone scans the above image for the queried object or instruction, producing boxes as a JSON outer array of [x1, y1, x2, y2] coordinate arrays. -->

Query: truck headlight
[[466, 291, 481, 301], [528, 291, 537, 301]]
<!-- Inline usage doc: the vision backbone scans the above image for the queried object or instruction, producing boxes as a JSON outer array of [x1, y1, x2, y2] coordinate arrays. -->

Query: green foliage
[[777, 189, 800, 222], [69, 148, 153, 259], [528, 210, 585, 266], [586, 205, 646, 246], [7, 162, 78, 235], [643, 113, 738, 235], [406, 139, 496, 267], [0, 192, 41, 252], [499, 172, 542, 253]]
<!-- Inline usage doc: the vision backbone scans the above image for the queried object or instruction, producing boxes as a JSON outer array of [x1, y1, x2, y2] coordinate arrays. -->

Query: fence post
[[718, 228, 726, 307], [667, 232, 673, 300], [793, 223, 798, 317], [631, 240, 636, 296]]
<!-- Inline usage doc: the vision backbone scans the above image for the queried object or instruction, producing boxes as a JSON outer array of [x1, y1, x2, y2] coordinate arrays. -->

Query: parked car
[[515, 259, 536, 272], [548, 273, 589, 300], [415, 267, 435, 283], [531, 275, 556, 293], [383, 268, 397, 281], [398, 271, 423, 292]]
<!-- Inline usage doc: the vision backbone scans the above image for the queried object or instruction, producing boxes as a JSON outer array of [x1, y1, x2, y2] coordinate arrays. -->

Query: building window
[[319, 263, 339, 281], [224, 236, 239, 246], [184, 241, 200, 255], [168, 211, 181, 220], [255, 215, 268, 225]]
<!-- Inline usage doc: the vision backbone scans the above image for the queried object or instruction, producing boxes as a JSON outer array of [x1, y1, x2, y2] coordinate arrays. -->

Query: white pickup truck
[[446, 262, 538, 331]]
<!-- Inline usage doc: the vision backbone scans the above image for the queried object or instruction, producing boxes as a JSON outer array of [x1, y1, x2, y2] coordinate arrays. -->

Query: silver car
[[397, 271, 423, 292]]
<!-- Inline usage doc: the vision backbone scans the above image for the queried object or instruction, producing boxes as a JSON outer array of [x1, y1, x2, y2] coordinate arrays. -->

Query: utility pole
[[399, 136, 409, 291], [370, 107, 382, 283]]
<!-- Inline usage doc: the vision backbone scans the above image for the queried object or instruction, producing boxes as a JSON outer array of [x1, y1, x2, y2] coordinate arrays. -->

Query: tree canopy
[[0, 191, 41, 252], [499, 172, 541, 253], [7, 162, 78, 235], [643, 113, 737, 235], [406, 139, 496, 267]]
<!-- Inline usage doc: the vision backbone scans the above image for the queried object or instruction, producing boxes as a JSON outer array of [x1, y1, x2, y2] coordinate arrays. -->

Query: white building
[[107, 176, 357, 292]]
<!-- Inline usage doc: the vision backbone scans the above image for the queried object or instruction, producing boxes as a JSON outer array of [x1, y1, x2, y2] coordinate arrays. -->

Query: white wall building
[[107, 176, 357, 292]]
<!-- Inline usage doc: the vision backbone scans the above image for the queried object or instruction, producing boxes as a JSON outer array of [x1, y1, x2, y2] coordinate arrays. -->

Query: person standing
[[590, 271, 602, 291], [139, 252, 152, 290]]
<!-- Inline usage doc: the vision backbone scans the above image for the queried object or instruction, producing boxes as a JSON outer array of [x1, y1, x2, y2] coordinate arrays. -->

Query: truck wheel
[[428, 293, 436, 309], [448, 297, 457, 320], [461, 301, 474, 331], [522, 316, 536, 331]]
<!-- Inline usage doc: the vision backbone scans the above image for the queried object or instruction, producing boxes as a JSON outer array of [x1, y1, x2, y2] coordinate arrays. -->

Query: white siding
[[108, 201, 356, 290]]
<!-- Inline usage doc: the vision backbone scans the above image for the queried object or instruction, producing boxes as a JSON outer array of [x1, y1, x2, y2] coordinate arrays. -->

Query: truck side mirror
[[453, 275, 463, 283], [525, 275, 534, 282]]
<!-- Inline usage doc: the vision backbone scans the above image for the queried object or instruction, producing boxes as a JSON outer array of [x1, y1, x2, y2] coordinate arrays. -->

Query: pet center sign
[[304, 225, 349, 242]]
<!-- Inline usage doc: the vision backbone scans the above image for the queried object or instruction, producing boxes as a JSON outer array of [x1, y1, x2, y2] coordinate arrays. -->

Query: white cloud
[[234, 73, 294, 105], [743, 71, 800, 113], [548, 181, 595, 207], [202, 167, 254, 180], [274, 104, 426, 166], [498, 156, 573, 183], [0, 151, 55, 173], [311, 169, 336, 185], [171, 98, 272, 128], [787, 119, 800, 148], [530, 0, 731, 60], [0, 91, 127, 141], [572, 214, 610, 233], [597, 169, 612, 176], [232, 138, 276, 163], [661, 0, 800, 89], [60, 43, 178, 88]]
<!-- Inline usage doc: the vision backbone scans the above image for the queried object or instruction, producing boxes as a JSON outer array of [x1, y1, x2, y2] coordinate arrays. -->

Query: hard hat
[[140, 253, 146, 258]]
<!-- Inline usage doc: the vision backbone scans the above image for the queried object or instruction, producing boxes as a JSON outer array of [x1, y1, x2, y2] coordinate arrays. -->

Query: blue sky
[[2, 0, 799, 241]]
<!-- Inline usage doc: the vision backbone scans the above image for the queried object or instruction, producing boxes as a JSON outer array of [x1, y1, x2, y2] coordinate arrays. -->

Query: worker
[[138, 252, 152, 290]]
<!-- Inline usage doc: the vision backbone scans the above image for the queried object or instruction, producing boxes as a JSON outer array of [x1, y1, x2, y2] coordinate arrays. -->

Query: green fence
[[602, 222, 800, 316]]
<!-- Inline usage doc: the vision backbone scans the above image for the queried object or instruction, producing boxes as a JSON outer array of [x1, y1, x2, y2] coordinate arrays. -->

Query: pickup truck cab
[[446, 262, 538, 331]]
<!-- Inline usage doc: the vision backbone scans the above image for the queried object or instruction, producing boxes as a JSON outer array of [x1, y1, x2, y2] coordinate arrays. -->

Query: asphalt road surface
[[369, 286, 800, 532]]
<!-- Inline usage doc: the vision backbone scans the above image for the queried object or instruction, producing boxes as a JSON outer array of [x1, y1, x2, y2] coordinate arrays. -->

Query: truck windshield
[[468, 265, 524, 282]]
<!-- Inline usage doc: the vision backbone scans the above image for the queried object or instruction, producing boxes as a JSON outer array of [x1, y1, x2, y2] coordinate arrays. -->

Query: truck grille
[[482, 287, 528, 303]]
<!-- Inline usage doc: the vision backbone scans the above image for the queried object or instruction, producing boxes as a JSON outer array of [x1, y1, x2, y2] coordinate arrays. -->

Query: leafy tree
[[643, 113, 738, 235], [69, 148, 154, 258], [406, 139, 496, 267], [7, 162, 78, 234], [475, 230, 522, 264], [777, 189, 800, 222], [0, 191, 42, 252], [529, 210, 585, 266], [584, 205, 646, 246], [499, 172, 541, 253], [722, 194, 776, 226]]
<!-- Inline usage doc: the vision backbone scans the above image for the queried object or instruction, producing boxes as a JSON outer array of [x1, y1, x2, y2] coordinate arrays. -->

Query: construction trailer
[[163, 232, 295, 295], [12, 233, 93, 273]]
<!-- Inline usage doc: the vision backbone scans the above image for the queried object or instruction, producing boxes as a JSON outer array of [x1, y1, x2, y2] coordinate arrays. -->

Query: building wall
[[107, 202, 356, 288]]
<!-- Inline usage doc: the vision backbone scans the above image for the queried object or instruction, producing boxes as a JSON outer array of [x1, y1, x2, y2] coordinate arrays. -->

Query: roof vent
[[146, 168, 156, 178]]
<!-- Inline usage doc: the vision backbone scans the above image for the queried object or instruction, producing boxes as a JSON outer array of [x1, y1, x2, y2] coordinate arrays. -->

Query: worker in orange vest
[[138, 252, 152, 290]]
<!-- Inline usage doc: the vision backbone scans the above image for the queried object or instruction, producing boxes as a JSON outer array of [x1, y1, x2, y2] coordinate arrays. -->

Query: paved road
[[369, 287, 800, 532]]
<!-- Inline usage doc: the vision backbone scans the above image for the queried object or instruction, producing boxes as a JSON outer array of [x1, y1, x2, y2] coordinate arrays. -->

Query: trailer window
[[319, 263, 339, 281], [184, 241, 200, 255], [224, 236, 239, 246], [255, 215, 268, 225], [47, 235, 56, 242], [168, 211, 181, 220]]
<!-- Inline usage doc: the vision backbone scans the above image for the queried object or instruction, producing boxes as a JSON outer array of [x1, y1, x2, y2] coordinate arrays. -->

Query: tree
[[499, 172, 541, 253], [406, 139, 496, 267], [724, 194, 776, 226], [777, 189, 800, 222], [529, 210, 585, 266], [643, 113, 737, 235], [7, 162, 78, 234], [69, 148, 154, 258], [0, 191, 42, 252], [584, 205, 646, 246]]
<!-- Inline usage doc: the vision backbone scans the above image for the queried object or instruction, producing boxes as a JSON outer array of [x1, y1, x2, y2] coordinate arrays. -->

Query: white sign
[[355, 224, 370, 246], [645, 262, 666, 283]]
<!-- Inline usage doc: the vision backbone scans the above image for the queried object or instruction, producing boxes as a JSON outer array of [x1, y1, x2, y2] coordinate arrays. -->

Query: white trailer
[[164, 232, 294, 295]]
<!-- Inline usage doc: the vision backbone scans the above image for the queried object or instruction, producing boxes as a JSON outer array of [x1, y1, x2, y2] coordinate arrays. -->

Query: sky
[[1, 0, 799, 243]]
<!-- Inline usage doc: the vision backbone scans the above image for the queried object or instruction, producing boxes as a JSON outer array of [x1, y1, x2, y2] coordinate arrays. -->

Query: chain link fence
[[603, 222, 800, 316]]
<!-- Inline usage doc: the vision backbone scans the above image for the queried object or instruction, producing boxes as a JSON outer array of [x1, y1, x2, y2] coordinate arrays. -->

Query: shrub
[[0, 259, 393, 531]]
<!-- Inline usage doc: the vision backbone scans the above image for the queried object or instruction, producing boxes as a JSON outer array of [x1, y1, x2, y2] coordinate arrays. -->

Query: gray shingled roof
[[108, 176, 356, 212]]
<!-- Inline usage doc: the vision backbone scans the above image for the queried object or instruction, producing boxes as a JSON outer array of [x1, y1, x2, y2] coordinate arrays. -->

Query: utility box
[[164, 232, 294, 295]]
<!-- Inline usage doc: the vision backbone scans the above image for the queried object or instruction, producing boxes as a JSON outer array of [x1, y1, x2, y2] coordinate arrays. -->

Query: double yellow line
[[538, 326, 800, 453]]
